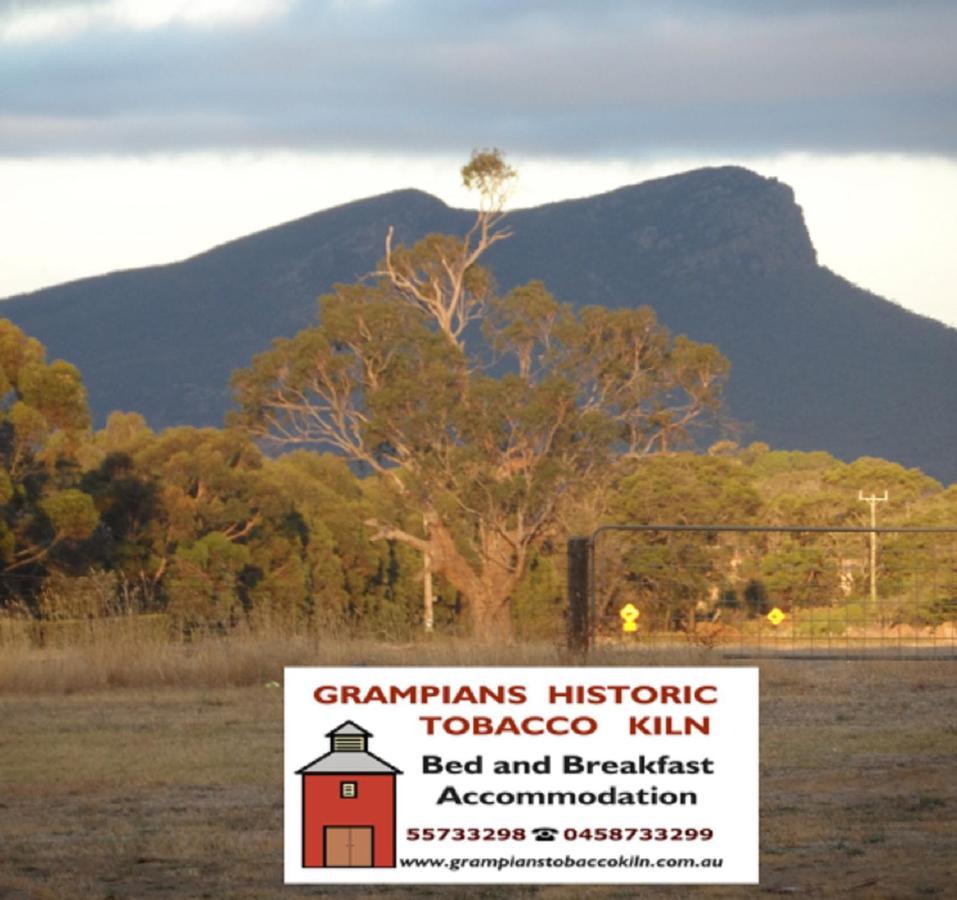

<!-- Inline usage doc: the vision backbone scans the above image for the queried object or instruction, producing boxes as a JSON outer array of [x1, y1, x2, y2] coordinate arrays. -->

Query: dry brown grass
[[0, 640, 954, 898], [0, 623, 722, 695], [0, 630, 321, 694]]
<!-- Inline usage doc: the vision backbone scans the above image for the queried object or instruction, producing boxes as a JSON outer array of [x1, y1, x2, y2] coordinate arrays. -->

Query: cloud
[[0, 0, 291, 43], [0, 1, 955, 158]]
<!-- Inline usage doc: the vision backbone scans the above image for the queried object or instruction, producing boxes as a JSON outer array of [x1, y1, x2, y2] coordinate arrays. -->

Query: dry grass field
[[0, 637, 954, 899]]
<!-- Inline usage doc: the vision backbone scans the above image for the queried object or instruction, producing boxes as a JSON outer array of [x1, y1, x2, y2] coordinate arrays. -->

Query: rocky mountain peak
[[606, 166, 817, 277]]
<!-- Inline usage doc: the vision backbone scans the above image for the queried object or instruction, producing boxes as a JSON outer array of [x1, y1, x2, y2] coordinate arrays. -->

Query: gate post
[[567, 536, 591, 654]]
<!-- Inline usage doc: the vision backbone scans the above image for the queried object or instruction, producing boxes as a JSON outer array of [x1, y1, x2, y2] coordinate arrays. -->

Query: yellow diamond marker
[[767, 607, 786, 626], [620, 603, 640, 633]]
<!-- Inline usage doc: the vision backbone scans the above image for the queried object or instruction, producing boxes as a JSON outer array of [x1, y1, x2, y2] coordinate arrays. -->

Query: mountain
[[3, 166, 957, 484]]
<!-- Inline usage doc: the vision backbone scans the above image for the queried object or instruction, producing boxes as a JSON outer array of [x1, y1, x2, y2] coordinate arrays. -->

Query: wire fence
[[578, 525, 957, 659]]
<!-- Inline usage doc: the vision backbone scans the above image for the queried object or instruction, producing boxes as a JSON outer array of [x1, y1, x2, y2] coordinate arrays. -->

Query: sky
[[1, 0, 956, 327]]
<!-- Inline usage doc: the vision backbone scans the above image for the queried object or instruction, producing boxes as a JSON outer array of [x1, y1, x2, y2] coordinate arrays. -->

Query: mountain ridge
[[3, 166, 956, 483]]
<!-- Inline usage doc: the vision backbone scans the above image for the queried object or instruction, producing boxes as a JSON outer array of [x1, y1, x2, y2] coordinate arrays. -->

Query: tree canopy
[[2, 312, 956, 643], [0, 320, 96, 586], [231, 151, 730, 638]]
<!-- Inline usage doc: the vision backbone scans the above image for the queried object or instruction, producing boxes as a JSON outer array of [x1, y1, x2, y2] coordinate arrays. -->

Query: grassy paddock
[[0, 639, 954, 898], [0, 626, 720, 695]]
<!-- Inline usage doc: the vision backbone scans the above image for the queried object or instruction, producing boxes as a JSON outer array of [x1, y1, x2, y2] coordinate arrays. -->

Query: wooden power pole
[[858, 490, 888, 605]]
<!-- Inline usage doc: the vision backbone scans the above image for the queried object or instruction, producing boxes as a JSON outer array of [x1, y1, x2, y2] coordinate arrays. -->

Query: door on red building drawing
[[324, 826, 374, 866]]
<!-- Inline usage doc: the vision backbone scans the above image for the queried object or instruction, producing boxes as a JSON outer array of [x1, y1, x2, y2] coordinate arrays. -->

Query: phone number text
[[405, 827, 714, 842]]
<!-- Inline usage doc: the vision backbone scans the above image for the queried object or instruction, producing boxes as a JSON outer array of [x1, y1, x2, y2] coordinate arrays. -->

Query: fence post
[[567, 536, 591, 654]]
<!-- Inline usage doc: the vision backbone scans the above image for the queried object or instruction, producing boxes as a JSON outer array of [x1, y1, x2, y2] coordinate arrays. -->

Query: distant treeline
[[1, 316, 954, 641]]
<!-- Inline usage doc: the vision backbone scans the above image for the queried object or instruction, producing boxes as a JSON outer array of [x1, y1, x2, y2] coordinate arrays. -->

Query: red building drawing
[[297, 720, 402, 868]]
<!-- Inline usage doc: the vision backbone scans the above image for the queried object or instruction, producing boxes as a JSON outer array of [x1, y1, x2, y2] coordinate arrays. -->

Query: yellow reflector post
[[620, 603, 640, 633], [767, 607, 786, 626]]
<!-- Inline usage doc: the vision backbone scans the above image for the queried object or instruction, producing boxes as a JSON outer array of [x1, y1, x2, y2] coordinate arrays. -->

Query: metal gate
[[568, 525, 957, 659]]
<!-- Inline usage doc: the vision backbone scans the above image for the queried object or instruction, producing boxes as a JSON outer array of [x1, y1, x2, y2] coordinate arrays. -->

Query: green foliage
[[596, 454, 762, 626], [759, 542, 837, 607], [6, 159, 957, 644], [265, 452, 422, 635], [231, 187, 731, 637], [167, 532, 251, 633], [0, 319, 96, 603], [592, 445, 957, 633], [611, 454, 761, 525], [748, 449, 838, 477], [461, 147, 517, 210], [510, 547, 565, 640], [40, 489, 99, 541], [899, 595, 957, 627]]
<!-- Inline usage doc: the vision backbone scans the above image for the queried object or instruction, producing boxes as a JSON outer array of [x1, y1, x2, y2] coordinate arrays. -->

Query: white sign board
[[284, 666, 758, 884]]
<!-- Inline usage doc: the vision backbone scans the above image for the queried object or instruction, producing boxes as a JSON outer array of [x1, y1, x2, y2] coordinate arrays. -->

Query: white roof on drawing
[[296, 750, 401, 775]]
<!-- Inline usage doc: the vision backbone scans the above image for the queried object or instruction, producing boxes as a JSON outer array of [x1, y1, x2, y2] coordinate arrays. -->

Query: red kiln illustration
[[297, 720, 402, 868]]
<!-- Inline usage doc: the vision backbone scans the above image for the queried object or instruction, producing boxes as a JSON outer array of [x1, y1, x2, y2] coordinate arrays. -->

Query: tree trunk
[[427, 521, 516, 642], [366, 516, 519, 641], [467, 577, 514, 642]]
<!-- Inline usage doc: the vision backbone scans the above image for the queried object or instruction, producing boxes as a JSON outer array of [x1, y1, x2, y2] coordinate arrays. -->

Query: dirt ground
[[0, 651, 954, 899]]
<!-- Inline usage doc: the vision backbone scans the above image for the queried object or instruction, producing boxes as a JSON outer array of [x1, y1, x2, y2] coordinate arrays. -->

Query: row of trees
[[0, 319, 430, 634], [599, 447, 956, 631], [3, 152, 953, 640], [1, 311, 952, 638]]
